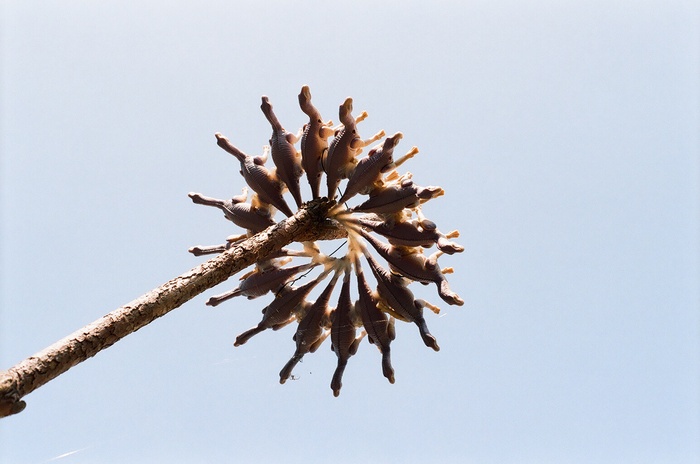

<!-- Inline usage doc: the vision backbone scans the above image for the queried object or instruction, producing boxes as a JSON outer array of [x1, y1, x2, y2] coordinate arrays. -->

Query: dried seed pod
[[352, 175, 444, 215], [352, 252, 396, 383], [338, 132, 414, 204], [362, 250, 440, 351], [330, 269, 362, 396], [189, 190, 274, 233], [359, 228, 463, 306], [206, 260, 318, 306], [355, 215, 464, 254], [299, 86, 335, 199], [325, 98, 385, 199], [234, 269, 330, 346], [279, 266, 342, 384], [215, 133, 294, 217], [261, 96, 304, 208], [188, 243, 232, 256]]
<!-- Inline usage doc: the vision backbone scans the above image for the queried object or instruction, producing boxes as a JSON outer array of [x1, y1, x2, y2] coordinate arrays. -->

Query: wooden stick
[[0, 198, 345, 418]]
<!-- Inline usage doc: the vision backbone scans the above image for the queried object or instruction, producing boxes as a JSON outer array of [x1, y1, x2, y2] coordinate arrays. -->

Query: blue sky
[[1, 1, 698, 463]]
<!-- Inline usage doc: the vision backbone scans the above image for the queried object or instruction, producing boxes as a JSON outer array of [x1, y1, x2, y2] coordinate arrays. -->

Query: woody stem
[[0, 198, 345, 419]]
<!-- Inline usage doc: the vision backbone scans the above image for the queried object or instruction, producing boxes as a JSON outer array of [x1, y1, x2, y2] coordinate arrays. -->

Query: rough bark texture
[[0, 198, 345, 418]]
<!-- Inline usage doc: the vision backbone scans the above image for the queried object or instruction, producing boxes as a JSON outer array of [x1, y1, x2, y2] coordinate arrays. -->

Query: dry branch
[[0, 198, 345, 418]]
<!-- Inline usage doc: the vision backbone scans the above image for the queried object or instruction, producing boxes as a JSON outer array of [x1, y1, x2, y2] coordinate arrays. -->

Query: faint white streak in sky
[[44, 446, 91, 462]]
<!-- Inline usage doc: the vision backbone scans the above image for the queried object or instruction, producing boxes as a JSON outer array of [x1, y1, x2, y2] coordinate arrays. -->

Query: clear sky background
[[1, 1, 698, 463]]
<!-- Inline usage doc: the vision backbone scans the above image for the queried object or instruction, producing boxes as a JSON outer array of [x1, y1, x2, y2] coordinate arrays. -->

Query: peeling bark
[[0, 198, 345, 418]]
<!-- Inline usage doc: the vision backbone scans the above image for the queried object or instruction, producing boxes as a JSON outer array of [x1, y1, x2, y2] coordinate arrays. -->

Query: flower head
[[190, 87, 464, 396]]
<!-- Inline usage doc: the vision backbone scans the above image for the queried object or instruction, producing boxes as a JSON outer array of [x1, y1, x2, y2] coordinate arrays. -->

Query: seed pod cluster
[[190, 86, 464, 396]]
